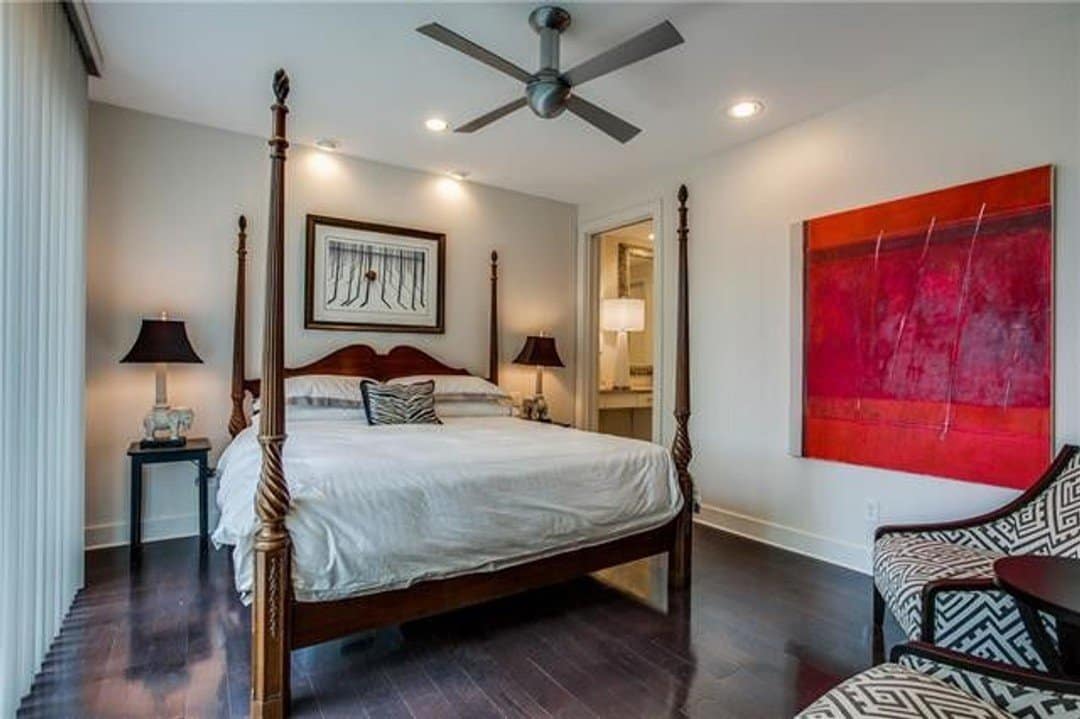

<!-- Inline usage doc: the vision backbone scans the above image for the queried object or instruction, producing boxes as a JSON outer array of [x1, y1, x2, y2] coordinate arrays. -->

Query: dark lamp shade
[[513, 335, 564, 368], [120, 319, 203, 364]]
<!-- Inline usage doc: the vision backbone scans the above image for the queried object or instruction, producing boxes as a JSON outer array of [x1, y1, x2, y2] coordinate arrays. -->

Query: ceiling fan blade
[[417, 23, 535, 84], [455, 98, 528, 133], [563, 21, 684, 88], [565, 95, 640, 144]]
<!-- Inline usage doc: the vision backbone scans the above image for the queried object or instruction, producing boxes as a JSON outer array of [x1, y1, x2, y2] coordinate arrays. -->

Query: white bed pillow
[[436, 399, 514, 418], [253, 374, 371, 414], [251, 404, 369, 422], [285, 374, 369, 406], [285, 406, 368, 422], [388, 374, 509, 402]]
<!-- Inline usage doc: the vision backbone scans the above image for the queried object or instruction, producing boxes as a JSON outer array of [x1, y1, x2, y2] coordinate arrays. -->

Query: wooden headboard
[[242, 345, 470, 401], [228, 219, 499, 435]]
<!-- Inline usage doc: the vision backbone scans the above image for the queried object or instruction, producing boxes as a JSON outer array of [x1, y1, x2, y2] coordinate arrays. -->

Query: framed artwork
[[802, 166, 1053, 489], [305, 214, 445, 333]]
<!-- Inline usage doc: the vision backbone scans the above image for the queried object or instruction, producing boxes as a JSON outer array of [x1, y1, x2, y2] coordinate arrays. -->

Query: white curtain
[[0, 3, 88, 714]]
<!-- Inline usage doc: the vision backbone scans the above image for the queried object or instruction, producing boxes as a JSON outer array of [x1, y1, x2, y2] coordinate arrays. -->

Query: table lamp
[[121, 313, 203, 447], [601, 298, 645, 390], [512, 333, 564, 421]]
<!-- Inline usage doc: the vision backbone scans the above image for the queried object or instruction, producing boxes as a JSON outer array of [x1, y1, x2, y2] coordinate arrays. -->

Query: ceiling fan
[[417, 6, 684, 143]]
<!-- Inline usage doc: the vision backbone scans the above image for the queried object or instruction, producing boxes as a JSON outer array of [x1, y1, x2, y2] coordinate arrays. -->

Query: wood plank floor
[[18, 527, 904, 718]]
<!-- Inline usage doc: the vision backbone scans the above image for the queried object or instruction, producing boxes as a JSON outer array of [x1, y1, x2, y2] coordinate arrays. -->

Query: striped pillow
[[360, 380, 441, 426]]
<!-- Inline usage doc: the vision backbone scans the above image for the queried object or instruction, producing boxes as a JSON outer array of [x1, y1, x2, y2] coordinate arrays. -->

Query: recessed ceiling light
[[727, 100, 764, 119], [426, 117, 450, 133], [315, 138, 340, 151], [447, 170, 470, 182]]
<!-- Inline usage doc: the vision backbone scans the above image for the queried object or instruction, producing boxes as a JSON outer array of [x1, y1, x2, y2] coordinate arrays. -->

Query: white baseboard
[[88, 502, 870, 573], [85, 512, 204, 550], [695, 503, 871, 575]]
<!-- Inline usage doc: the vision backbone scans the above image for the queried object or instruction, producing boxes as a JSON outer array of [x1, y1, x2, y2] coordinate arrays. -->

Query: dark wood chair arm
[[876, 518, 991, 541], [875, 445, 1079, 541], [891, 640, 1080, 695], [919, 577, 998, 641]]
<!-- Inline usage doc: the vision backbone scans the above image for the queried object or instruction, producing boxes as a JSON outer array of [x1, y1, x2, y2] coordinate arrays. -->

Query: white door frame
[[575, 198, 665, 437]]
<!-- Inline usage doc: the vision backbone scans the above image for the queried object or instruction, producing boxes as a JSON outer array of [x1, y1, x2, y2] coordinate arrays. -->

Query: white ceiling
[[88, 3, 1072, 204]]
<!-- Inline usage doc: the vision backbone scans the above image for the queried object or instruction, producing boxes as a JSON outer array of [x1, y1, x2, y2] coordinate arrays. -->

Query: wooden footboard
[[291, 519, 676, 649], [245, 70, 694, 718]]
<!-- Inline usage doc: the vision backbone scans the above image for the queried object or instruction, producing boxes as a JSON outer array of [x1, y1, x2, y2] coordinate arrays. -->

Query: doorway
[[595, 219, 654, 441]]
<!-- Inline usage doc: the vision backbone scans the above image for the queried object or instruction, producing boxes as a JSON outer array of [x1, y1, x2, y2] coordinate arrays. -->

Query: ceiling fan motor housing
[[527, 72, 571, 118]]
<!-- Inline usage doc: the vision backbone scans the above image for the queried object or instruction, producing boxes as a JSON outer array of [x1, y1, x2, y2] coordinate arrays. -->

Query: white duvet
[[213, 416, 682, 603]]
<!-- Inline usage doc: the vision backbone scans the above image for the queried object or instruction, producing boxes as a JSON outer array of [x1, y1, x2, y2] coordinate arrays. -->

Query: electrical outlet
[[864, 499, 880, 523]]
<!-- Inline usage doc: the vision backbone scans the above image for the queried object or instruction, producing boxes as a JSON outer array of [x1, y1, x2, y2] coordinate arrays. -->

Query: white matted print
[[305, 215, 445, 332]]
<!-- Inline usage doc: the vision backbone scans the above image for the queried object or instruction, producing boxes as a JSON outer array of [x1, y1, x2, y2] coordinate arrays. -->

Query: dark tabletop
[[127, 437, 211, 456], [994, 556, 1080, 626]]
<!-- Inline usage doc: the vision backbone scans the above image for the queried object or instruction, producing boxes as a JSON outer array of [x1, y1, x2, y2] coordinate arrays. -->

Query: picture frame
[[616, 242, 652, 298], [305, 214, 445, 333]]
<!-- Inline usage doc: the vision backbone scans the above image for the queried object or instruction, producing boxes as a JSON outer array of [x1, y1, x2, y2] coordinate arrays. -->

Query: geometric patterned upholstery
[[1008, 470, 1080, 557], [874, 533, 1002, 638], [874, 449, 1080, 670], [796, 656, 1080, 719], [898, 654, 1080, 718], [918, 451, 1080, 557], [931, 590, 1054, 671], [794, 662, 1011, 718]]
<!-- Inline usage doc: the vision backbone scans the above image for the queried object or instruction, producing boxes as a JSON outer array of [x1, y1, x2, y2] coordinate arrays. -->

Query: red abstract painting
[[802, 166, 1053, 489]]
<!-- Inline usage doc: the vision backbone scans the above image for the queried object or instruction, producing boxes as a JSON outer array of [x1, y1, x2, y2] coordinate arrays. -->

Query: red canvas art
[[802, 166, 1053, 489]]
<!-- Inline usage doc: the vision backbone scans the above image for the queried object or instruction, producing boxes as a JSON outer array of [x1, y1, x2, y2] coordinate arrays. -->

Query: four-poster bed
[[234, 70, 694, 718]]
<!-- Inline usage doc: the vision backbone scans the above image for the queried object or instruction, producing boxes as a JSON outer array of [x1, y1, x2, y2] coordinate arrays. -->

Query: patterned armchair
[[797, 642, 1080, 718], [873, 445, 1080, 669]]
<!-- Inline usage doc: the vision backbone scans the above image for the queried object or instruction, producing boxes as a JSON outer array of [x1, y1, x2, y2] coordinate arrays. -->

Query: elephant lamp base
[[140, 404, 194, 449]]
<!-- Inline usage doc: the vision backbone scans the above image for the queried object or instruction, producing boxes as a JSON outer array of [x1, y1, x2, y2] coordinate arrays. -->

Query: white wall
[[581, 16, 1080, 572], [1, 3, 88, 713], [87, 103, 576, 548]]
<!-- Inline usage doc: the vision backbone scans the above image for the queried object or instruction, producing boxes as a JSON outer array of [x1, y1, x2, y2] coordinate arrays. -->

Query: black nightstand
[[127, 438, 212, 550]]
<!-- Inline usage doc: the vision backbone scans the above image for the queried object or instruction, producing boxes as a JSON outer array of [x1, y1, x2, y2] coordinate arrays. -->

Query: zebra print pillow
[[360, 380, 441, 426]]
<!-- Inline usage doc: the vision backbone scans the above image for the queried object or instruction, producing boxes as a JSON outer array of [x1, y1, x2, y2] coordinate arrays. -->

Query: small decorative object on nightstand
[[513, 333, 564, 422], [120, 313, 203, 448], [127, 437, 212, 551]]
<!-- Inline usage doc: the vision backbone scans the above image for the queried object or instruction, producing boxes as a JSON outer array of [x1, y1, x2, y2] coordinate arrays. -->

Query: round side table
[[994, 556, 1080, 678]]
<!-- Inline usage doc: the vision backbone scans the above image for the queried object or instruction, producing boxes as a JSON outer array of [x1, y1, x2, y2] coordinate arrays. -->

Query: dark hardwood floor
[[18, 526, 904, 718]]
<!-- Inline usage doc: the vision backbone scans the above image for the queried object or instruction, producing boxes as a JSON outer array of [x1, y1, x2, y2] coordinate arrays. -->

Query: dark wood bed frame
[[234, 71, 694, 718]]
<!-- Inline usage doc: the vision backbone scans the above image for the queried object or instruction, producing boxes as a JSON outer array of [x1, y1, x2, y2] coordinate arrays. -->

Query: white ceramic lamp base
[[613, 330, 631, 390]]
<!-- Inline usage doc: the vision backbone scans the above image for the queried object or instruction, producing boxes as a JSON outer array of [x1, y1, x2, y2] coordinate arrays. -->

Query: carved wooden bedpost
[[229, 215, 248, 438], [489, 250, 499, 385], [251, 69, 292, 719], [670, 184, 693, 590]]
